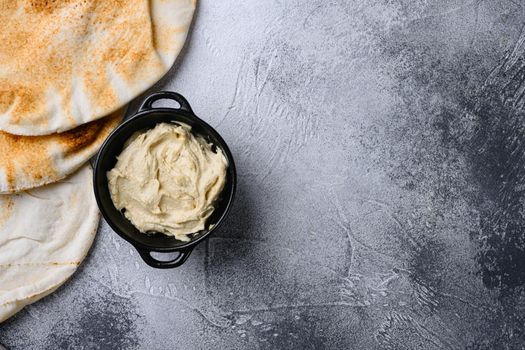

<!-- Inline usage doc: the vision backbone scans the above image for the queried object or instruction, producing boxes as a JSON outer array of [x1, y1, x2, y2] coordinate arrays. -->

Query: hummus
[[107, 123, 228, 241]]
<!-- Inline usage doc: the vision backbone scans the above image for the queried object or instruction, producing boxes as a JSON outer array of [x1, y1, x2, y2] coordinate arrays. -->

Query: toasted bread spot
[[0, 133, 57, 190], [0, 90, 16, 115], [0, 84, 39, 125], [25, 0, 74, 13], [0, 197, 14, 226], [57, 109, 121, 154], [0, 109, 122, 192]]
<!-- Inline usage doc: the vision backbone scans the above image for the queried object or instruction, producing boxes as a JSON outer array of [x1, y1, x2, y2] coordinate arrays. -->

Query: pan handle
[[138, 91, 193, 113], [137, 247, 194, 269]]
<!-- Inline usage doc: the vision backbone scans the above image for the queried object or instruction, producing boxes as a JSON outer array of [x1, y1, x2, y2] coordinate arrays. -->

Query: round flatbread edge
[[0, 165, 100, 323], [0, 0, 196, 136], [0, 108, 124, 194]]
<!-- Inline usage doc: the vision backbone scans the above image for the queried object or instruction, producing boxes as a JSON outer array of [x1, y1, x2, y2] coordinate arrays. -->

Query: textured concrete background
[[2, 0, 525, 349]]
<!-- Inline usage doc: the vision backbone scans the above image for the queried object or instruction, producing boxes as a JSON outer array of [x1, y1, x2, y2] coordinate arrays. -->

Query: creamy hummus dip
[[107, 123, 228, 241]]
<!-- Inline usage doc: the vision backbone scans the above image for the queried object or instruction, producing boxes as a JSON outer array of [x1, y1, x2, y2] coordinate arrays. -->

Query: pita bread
[[0, 165, 99, 323], [0, 108, 123, 194], [0, 0, 195, 136]]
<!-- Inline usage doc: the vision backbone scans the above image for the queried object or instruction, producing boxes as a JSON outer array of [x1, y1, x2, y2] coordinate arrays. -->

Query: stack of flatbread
[[0, 0, 195, 323]]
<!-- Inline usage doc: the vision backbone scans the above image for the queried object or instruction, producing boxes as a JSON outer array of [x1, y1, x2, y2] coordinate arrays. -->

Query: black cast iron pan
[[93, 92, 236, 268]]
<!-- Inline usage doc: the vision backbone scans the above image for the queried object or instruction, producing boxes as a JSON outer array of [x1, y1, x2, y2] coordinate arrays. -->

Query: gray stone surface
[[2, 0, 525, 348]]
